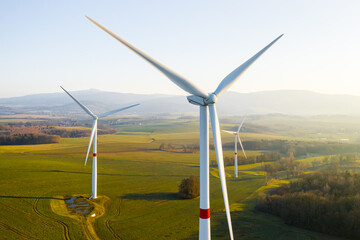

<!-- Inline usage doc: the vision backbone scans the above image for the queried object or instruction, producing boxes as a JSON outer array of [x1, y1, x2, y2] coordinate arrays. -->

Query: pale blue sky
[[1, 0, 360, 98]]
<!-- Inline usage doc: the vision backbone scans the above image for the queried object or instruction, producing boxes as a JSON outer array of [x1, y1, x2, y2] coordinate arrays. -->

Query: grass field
[[0, 121, 343, 239]]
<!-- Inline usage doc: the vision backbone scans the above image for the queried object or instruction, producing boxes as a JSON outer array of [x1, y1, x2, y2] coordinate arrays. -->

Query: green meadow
[[0, 119, 343, 239]]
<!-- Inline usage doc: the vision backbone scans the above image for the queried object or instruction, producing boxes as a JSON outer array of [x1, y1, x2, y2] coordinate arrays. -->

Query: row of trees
[[0, 133, 60, 145], [0, 120, 118, 145], [159, 139, 360, 160], [222, 139, 360, 157], [263, 153, 360, 178], [263, 152, 312, 178], [159, 143, 199, 153], [256, 167, 360, 239], [43, 127, 116, 138], [211, 152, 282, 167]]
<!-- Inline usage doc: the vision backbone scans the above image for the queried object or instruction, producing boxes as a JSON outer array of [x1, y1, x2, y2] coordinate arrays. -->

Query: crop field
[[0, 120, 343, 239]]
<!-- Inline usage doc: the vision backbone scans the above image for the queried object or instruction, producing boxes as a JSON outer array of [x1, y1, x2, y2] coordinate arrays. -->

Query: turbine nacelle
[[187, 93, 218, 106]]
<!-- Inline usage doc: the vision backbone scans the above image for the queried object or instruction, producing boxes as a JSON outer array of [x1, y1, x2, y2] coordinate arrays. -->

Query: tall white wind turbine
[[222, 118, 247, 178], [86, 16, 282, 239], [61, 86, 139, 199]]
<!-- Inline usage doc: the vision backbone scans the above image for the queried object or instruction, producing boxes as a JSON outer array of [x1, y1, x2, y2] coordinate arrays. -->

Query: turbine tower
[[222, 118, 247, 178], [86, 16, 282, 239], [61, 86, 139, 199]]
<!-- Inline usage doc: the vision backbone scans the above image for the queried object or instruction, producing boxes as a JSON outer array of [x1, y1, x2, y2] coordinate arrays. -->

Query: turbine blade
[[85, 120, 97, 166], [222, 130, 236, 135], [86, 17, 208, 98], [214, 34, 283, 97], [98, 103, 140, 118], [60, 86, 96, 119], [209, 105, 234, 240], [237, 135, 247, 159], [237, 117, 246, 133]]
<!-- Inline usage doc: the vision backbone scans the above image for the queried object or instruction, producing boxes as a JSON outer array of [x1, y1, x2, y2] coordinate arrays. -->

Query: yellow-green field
[[0, 125, 342, 239]]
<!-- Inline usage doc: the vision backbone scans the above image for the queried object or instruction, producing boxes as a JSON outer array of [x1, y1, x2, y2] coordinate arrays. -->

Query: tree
[[178, 176, 200, 199]]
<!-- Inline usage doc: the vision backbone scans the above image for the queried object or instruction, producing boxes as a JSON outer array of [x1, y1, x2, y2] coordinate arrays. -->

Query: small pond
[[65, 196, 94, 216]]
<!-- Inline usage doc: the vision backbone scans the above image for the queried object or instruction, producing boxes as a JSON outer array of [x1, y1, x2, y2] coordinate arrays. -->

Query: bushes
[[178, 176, 200, 199]]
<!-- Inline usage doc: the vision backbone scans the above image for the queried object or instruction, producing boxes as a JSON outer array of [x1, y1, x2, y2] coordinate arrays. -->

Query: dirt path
[[105, 198, 122, 240], [32, 198, 71, 240], [81, 218, 98, 240]]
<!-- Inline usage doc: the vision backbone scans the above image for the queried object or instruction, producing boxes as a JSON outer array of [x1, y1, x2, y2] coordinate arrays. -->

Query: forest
[[0, 120, 116, 145], [256, 165, 360, 239], [0, 133, 60, 145]]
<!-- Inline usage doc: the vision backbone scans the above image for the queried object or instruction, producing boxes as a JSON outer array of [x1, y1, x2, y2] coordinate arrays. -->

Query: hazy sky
[[1, 0, 360, 98]]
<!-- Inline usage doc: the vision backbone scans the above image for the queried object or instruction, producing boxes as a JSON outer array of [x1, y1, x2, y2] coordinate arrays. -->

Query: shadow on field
[[122, 192, 179, 201], [0, 195, 65, 200], [230, 176, 260, 182], [32, 170, 186, 178]]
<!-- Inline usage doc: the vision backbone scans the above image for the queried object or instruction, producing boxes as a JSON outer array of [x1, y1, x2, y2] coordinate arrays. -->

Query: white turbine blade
[[86, 17, 208, 99], [237, 135, 247, 159], [60, 86, 97, 119], [222, 130, 236, 135], [237, 117, 246, 133], [214, 34, 283, 97], [209, 105, 234, 240], [98, 103, 140, 118], [85, 120, 97, 166]]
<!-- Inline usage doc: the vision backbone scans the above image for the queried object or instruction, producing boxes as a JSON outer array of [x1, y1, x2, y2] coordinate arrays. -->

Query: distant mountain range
[[1, 89, 360, 116]]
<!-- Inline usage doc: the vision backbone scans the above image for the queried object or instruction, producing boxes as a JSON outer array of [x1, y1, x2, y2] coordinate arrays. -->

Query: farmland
[[0, 116, 351, 239]]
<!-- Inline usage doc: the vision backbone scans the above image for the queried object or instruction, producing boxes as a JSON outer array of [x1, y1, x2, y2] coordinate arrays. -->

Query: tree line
[[42, 127, 116, 138], [0, 133, 60, 145], [211, 152, 282, 167], [222, 139, 360, 157], [0, 120, 117, 145], [256, 166, 360, 239], [263, 152, 360, 179], [159, 143, 199, 153]]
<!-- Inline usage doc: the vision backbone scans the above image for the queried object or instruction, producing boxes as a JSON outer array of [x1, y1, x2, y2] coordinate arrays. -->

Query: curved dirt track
[[105, 198, 122, 240], [32, 198, 71, 240]]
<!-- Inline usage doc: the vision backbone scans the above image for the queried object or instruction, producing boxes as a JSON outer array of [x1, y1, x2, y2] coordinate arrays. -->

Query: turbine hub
[[204, 93, 217, 105]]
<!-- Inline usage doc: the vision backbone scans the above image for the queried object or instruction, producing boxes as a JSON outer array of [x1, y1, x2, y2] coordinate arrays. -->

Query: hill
[[1, 89, 360, 116]]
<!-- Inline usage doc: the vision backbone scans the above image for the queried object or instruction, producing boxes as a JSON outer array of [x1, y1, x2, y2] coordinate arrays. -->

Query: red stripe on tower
[[235, 152, 237, 155], [199, 208, 210, 219], [93, 153, 97, 157]]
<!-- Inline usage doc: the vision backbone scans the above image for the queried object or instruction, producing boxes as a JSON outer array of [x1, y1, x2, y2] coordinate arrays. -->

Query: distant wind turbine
[[86, 16, 282, 240], [222, 118, 247, 178], [61, 86, 139, 199]]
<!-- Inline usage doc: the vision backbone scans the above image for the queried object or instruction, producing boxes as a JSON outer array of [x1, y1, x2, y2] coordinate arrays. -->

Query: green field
[[0, 121, 343, 239]]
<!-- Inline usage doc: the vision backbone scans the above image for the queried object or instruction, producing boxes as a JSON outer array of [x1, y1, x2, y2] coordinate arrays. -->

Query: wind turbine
[[86, 16, 282, 240], [222, 118, 247, 178], [61, 86, 139, 199]]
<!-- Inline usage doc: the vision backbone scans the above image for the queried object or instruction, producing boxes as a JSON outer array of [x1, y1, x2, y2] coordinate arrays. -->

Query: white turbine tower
[[222, 118, 247, 178], [86, 16, 282, 239], [61, 86, 139, 199]]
